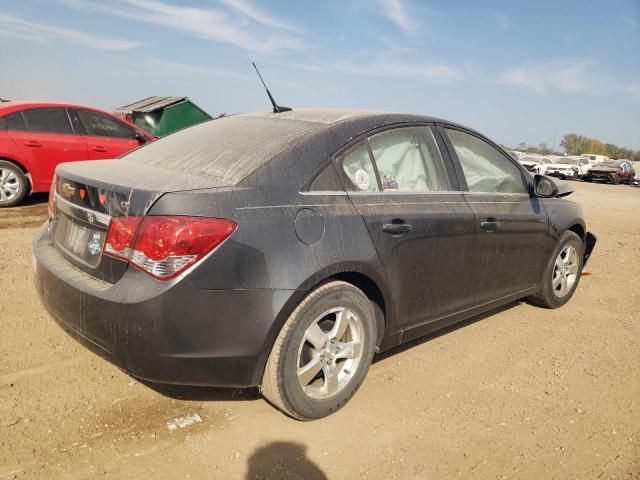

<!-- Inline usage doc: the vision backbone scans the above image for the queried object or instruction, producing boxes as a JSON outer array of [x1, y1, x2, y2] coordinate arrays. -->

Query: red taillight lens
[[48, 175, 57, 219], [104, 216, 143, 260], [103, 216, 236, 280]]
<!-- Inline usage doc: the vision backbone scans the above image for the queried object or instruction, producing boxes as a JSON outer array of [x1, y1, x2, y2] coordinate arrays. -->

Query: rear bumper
[[32, 225, 295, 387], [583, 232, 597, 267]]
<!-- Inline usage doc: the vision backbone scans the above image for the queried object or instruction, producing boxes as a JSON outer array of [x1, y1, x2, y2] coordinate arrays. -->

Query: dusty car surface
[[583, 159, 635, 184], [33, 109, 596, 420]]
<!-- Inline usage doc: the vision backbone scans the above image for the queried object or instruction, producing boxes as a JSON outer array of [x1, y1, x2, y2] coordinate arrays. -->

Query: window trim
[[331, 122, 461, 195], [436, 124, 533, 195]]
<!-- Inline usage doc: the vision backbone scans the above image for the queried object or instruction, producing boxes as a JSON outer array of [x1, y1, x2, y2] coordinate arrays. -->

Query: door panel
[[349, 193, 476, 328], [74, 108, 140, 160], [339, 126, 476, 329], [8, 108, 87, 191], [464, 193, 549, 301], [84, 136, 139, 160], [440, 126, 549, 303]]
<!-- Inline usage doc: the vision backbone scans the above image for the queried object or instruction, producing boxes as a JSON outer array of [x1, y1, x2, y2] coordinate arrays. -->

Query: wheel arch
[[567, 222, 585, 240], [255, 264, 398, 386]]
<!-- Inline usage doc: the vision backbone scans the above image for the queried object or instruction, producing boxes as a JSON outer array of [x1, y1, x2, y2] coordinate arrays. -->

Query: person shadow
[[245, 441, 327, 480]]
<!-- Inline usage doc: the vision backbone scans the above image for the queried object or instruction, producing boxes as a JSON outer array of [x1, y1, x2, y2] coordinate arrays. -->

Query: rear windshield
[[123, 115, 321, 185]]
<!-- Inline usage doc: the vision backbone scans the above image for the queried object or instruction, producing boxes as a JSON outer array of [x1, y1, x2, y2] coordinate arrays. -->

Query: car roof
[[125, 108, 488, 187], [238, 108, 450, 127], [0, 101, 112, 115]]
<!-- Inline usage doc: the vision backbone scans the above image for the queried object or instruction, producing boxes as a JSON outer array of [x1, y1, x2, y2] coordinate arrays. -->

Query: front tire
[[0, 160, 29, 208], [611, 174, 620, 185], [528, 231, 584, 308], [261, 281, 378, 420]]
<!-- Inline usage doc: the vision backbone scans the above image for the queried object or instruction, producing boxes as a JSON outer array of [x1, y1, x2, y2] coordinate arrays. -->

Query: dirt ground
[[0, 183, 638, 479]]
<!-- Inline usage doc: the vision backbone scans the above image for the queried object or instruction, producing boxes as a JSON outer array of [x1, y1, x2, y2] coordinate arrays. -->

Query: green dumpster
[[115, 96, 212, 137]]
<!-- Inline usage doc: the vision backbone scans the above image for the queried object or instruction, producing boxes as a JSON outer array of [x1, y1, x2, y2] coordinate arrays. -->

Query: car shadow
[[245, 441, 327, 480], [139, 381, 261, 402], [23, 192, 49, 205]]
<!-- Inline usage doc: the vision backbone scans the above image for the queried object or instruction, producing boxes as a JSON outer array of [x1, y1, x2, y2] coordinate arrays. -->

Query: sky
[[1, 0, 639, 150]]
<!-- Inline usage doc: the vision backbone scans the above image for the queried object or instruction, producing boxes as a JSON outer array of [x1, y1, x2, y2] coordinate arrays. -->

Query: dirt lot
[[0, 183, 638, 479]]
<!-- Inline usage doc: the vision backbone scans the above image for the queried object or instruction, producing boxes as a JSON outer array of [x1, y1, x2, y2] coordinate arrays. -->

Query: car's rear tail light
[[104, 216, 143, 260], [104, 216, 236, 280], [48, 174, 57, 219]]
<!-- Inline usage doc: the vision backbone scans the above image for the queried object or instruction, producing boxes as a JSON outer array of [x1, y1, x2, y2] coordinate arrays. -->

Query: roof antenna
[[252, 62, 291, 113]]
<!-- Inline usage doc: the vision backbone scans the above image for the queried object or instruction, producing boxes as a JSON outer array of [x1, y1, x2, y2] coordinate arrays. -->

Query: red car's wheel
[[0, 160, 29, 208]]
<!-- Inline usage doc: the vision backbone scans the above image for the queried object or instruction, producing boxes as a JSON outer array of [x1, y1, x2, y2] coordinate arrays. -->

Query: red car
[[0, 102, 154, 207]]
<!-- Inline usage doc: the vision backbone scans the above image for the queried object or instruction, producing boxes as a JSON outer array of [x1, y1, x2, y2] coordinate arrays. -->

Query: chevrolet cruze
[[33, 109, 596, 419]]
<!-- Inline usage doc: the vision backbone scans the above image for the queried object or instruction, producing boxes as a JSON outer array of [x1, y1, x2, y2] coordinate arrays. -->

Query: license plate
[[54, 214, 105, 267]]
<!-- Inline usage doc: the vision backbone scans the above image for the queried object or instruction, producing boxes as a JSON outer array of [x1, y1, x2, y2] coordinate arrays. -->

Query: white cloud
[[377, 0, 419, 33], [296, 57, 464, 84], [501, 59, 598, 94], [0, 12, 142, 50], [621, 16, 638, 27], [217, 0, 299, 32], [495, 13, 511, 31], [61, 0, 301, 53], [145, 58, 250, 79]]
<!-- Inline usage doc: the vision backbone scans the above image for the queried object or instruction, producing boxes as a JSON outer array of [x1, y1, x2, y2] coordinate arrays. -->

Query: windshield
[[520, 156, 541, 163]]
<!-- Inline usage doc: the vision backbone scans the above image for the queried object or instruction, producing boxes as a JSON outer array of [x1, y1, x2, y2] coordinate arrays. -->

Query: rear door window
[[1, 112, 26, 131], [445, 129, 527, 194], [21, 108, 73, 134], [340, 142, 380, 192], [368, 127, 451, 192], [76, 109, 136, 139]]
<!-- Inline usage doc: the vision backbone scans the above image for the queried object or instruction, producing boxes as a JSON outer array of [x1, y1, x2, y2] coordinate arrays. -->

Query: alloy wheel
[[0, 168, 20, 202], [552, 245, 579, 297], [297, 307, 364, 400]]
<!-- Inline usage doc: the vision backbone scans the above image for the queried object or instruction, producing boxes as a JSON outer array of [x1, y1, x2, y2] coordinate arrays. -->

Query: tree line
[[508, 133, 640, 161]]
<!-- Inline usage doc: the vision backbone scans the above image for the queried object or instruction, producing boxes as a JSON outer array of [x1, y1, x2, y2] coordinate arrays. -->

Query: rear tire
[[528, 231, 584, 309], [261, 281, 378, 420], [0, 160, 29, 208]]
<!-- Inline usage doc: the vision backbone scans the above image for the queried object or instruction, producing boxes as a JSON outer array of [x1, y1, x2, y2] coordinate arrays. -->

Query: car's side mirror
[[134, 129, 147, 144], [534, 174, 558, 198]]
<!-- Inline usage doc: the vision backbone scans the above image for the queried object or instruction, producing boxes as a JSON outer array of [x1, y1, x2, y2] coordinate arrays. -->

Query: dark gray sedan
[[33, 109, 596, 419]]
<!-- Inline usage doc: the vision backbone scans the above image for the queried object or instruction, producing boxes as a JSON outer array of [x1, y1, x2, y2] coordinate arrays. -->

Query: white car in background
[[517, 155, 552, 174], [581, 154, 609, 166], [545, 156, 591, 181]]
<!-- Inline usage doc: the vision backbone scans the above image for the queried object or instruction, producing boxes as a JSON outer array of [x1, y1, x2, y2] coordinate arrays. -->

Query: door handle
[[24, 140, 42, 147], [481, 219, 500, 232], [92, 146, 108, 152], [382, 222, 413, 236]]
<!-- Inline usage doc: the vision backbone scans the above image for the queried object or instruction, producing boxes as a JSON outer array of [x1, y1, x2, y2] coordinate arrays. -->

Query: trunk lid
[[51, 159, 228, 283]]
